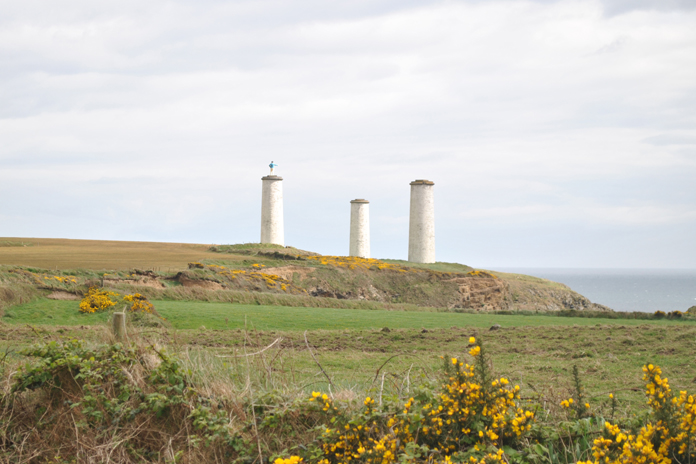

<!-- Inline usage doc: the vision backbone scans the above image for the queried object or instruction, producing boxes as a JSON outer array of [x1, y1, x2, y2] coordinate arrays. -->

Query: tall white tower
[[408, 179, 435, 263], [260, 175, 284, 246], [349, 199, 370, 258]]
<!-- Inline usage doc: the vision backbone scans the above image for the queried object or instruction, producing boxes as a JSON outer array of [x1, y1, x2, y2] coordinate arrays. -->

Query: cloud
[[0, 0, 695, 267], [597, 0, 696, 16], [642, 134, 696, 146]]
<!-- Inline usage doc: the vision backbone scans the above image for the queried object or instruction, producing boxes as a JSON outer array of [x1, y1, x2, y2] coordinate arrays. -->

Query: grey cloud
[[589, 36, 630, 56], [598, 0, 696, 15], [642, 134, 696, 146]]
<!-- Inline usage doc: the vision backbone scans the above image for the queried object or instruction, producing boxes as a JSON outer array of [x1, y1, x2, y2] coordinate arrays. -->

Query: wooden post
[[112, 311, 127, 341]]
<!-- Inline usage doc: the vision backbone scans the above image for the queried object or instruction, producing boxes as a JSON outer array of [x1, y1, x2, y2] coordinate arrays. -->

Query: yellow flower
[[469, 336, 476, 344]]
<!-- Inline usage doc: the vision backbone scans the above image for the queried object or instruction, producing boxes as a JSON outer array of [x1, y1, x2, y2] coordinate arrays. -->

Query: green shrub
[[5, 339, 246, 462]]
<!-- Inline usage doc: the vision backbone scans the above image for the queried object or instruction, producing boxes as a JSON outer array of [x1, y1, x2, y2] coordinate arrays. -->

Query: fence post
[[113, 310, 127, 341]]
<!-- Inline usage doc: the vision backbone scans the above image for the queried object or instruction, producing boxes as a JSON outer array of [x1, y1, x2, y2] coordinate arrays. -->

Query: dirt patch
[[178, 276, 224, 290], [119, 277, 166, 289], [46, 291, 81, 300], [263, 265, 314, 281]]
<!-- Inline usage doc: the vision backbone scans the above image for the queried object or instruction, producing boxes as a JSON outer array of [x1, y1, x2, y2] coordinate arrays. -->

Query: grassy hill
[[0, 238, 613, 314]]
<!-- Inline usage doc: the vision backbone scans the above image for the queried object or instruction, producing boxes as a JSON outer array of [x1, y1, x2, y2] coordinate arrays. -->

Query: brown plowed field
[[0, 237, 244, 271]]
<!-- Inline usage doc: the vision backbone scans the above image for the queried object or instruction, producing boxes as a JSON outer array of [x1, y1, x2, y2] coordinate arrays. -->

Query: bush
[[78, 286, 118, 313], [123, 292, 155, 313], [306, 337, 535, 464], [5, 337, 696, 463], [5, 339, 246, 462], [579, 363, 696, 464]]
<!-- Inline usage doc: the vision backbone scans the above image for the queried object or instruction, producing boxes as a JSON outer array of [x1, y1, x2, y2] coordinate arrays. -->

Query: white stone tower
[[408, 179, 435, 263], [260, 175, 284, 246], [349, 199, 370, 258]]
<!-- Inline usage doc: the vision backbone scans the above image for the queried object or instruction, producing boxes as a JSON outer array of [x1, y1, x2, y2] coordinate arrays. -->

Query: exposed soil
[[263, 265, 315, 280], [106, 276, 166, 289], [46, 291, 81, 300], [177, 276, 225, 290]]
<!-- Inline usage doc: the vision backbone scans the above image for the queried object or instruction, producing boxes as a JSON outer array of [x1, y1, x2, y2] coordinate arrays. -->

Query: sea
[[497, 268, 696, 313]]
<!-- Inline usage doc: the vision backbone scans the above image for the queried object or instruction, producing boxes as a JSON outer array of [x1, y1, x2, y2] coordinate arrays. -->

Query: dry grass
[[0, 237, 246, 271]]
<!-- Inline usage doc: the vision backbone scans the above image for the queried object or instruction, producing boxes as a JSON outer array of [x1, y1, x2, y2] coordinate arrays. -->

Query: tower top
[[410, 179, 434, 185], [262, 175, 283, 180], [350, 199, 369, 204]]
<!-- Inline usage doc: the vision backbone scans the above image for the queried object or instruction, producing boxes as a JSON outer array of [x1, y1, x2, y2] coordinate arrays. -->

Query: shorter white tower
[[408, 179, 435, 263], [260, 175, 284, 246], [349, 199, 370, 258]]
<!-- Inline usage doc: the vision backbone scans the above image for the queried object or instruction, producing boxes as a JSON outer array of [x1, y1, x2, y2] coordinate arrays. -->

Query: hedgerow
[[0, 336, 694, 463]]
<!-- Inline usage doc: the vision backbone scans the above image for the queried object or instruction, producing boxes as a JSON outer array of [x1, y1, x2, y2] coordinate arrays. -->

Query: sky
[[1, 0, 695, 269]]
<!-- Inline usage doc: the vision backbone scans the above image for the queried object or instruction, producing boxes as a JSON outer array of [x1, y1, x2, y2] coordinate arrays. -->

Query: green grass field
[[2, 296, 696, 457], [3, 298, 696, 416], [4, 298, 695, 331]]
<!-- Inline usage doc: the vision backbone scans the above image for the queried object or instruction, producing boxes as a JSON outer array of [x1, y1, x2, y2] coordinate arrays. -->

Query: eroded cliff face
[[279, 266, 608, 312], [445, 275, 511, 310], [496, 271, 611, 312], [70, 254, 610, 312]]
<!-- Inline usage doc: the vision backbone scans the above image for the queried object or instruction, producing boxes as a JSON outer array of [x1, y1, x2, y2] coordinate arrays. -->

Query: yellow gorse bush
[[304, 256, 408, 272], [9, 269, 78, 286], [311, 337, 535, 464], [273, 457, 303, 464], [467, 270, 497, 279], [578, 363, 696, 464], [192, 263, 307, 294], [310, 391, 337, 413], [79, 287, 118, 314], [42, 275, 78, 284], [561, 398, 574, 408], [123, 293, 155, 313]]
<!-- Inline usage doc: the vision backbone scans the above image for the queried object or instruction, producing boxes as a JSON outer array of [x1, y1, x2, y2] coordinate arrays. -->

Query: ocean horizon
[[496, 268, 696, 313]]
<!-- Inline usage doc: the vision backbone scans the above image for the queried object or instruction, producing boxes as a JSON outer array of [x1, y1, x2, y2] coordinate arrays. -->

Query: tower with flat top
[[408, 179, 435, 263], [260, 176, 284, 246], [349, 199, 370, 258]]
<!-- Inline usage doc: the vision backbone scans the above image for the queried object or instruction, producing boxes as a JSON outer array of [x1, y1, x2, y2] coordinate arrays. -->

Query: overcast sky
[[1, 0, 694, 268]]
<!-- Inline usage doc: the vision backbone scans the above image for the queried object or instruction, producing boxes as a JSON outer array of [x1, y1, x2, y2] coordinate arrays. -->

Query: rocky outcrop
[[446, 275, 511, 310], [499, 272, 612, 312]]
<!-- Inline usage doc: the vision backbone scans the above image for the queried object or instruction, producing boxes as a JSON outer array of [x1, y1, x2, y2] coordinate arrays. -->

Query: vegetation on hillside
[[1, 330, 695, 463], [0, 239, 617, 314]]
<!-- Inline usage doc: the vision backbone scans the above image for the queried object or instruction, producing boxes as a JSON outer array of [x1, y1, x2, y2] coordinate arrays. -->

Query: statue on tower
[[269, 161, 278, 175]]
